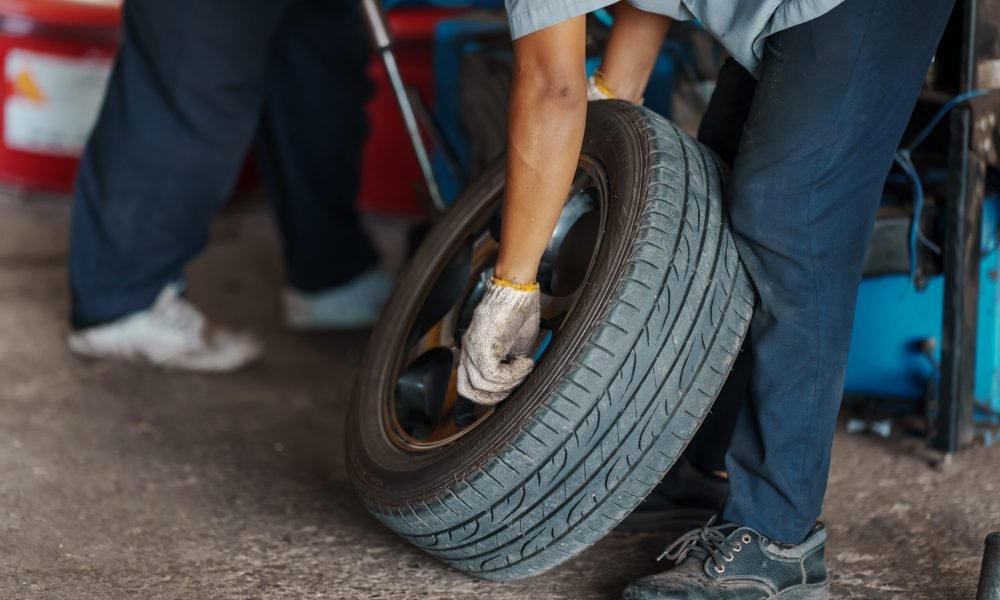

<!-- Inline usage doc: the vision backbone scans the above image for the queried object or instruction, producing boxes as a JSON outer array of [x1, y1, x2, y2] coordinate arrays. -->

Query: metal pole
[[934, 0, 985, 453], [936, 105, 983, 452], [359, 0, 447, 214], [977, 532, 1000, 600]]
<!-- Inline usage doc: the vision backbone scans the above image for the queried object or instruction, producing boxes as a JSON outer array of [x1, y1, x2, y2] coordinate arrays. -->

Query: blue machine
[[845, 195, 1000, 442]]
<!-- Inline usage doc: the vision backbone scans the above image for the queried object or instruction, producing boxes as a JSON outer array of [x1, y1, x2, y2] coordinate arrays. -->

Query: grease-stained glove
[[457, 277, 540, 405]]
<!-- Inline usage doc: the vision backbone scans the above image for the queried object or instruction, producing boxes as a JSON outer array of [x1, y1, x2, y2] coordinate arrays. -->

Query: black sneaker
[[623, 517, 830, 600], [617, 458, 729, 533]]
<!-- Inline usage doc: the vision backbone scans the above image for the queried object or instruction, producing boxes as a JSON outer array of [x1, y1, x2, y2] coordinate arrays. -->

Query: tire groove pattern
[[416, 123, 723, 557], [398, 112, 702, 545]]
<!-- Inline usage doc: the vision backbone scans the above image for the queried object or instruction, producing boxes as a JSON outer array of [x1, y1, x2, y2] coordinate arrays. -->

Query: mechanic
[[457, 1, 955, 598], [67, 0, 392, 371]]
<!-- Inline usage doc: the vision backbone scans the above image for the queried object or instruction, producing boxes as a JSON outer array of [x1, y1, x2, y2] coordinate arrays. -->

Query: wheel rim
[[386, 156, 609, 453]]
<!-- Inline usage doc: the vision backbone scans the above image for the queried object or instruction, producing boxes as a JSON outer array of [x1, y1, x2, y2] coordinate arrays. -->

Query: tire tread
[[352, 103, 753, 581]]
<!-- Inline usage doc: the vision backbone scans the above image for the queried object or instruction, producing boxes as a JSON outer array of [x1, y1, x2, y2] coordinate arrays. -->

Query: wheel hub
[[387, 157, 608, 452]]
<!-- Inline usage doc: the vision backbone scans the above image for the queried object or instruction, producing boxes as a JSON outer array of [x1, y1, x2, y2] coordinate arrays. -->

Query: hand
[[457, 278, 541, 405]]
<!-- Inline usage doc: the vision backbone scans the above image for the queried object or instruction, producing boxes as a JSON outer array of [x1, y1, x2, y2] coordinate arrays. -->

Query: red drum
[[359, 8, 460, 216], [0, 0, 121, 192]]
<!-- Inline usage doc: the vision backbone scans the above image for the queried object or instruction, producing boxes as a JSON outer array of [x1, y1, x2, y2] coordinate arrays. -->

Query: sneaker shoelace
[[657, 516, 741, 571]]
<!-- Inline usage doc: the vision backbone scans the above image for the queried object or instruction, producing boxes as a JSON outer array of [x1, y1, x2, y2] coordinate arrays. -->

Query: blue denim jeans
[[689, 0, 956, 543], [69, 0, 376, 328]]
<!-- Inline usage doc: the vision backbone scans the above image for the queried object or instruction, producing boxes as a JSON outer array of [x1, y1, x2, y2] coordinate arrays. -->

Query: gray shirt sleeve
[[505, 0, 620, 40], [504, 0, 845, 77]]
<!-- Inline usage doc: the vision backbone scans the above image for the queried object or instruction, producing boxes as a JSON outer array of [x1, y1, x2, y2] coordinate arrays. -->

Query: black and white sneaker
[[623, 517, 830, 600]]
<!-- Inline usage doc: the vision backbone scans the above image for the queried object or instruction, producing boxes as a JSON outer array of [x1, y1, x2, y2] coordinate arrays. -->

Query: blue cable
[[903, 89, 994, 154], [896, 150, 931, 283], [897, 88, 1000, 285]]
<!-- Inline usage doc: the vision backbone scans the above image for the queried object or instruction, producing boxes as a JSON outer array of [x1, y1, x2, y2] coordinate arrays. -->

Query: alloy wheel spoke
[[404, 308, 459, 368]]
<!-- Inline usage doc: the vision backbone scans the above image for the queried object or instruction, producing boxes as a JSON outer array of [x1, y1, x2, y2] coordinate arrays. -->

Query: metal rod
[[936, 106, 983, 452], [359, 0, 447, 214], [934, 0, 987, 453], [406, 87, 461, 182], [977, 532, 1000, 600]]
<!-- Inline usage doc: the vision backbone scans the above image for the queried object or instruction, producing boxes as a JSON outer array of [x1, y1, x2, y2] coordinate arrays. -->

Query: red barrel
[[0, 0, 121, 192], [359, 8, 460, 216]]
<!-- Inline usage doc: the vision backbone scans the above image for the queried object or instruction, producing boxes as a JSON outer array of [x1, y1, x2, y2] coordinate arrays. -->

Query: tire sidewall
[[347, 101, 652, 505]]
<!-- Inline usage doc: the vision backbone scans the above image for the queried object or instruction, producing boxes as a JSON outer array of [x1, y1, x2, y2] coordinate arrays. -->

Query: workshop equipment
[[0, 0, 120, 192], [843, 0, 1000, 451], [978, 533, 1000, 600], [361, 0, 455, 214], [359, 6, 459, 216], [844, 200, 999, 443], [359, 0, 503, 215], [928, 0, 1000, 451]]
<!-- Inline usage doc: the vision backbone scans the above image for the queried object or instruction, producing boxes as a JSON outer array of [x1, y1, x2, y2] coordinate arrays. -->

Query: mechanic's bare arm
[[461, 7, 671, 404], [495, 7, 670, 284], [495, 18, 588, 285], [598, 3, 672, 102]]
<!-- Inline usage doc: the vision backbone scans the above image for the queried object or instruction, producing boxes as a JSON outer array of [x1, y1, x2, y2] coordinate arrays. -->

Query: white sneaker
[[283, 268, 394, 331], [68, 283, 262, 372]]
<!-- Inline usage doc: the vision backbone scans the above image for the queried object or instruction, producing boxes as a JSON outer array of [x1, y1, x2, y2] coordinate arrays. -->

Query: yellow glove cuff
[[592, 71, 617, 99], [592, 71, 644, 105], [490, 276, 540, 293]]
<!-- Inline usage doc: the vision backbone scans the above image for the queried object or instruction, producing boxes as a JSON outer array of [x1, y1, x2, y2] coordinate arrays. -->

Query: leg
[[696, 58, 757, 167], [721, 0, 956, 543], [69, 0, 285, 328], [254, 0, 378, 293], [681, 58, 759, 475]]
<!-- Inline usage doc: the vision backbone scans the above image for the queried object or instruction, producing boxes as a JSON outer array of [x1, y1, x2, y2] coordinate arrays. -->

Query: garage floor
[[1, 192, 997, 600]]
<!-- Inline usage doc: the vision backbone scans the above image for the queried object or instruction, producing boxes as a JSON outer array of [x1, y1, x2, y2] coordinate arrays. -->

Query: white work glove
[[457, 277, 540, 405]]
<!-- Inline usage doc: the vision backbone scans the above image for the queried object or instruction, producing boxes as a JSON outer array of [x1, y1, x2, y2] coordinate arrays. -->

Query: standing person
[[68, 0, 392, 372], [456, 1, 956, 598]]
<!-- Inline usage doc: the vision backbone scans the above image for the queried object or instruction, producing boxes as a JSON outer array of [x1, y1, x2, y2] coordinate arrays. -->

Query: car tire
[[347, 100, 754, 581]]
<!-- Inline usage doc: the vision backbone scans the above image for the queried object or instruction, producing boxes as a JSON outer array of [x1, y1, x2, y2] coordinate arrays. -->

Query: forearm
[[598, 2, 671, 103], [495, 19, 588, 284]]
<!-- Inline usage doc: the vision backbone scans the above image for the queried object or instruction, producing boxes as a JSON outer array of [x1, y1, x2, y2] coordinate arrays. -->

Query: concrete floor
[[0, 192, 997, 600]]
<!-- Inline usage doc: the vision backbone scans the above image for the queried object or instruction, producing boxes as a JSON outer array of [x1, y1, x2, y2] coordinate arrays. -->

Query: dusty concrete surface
[[0, 192, 997, 600]]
